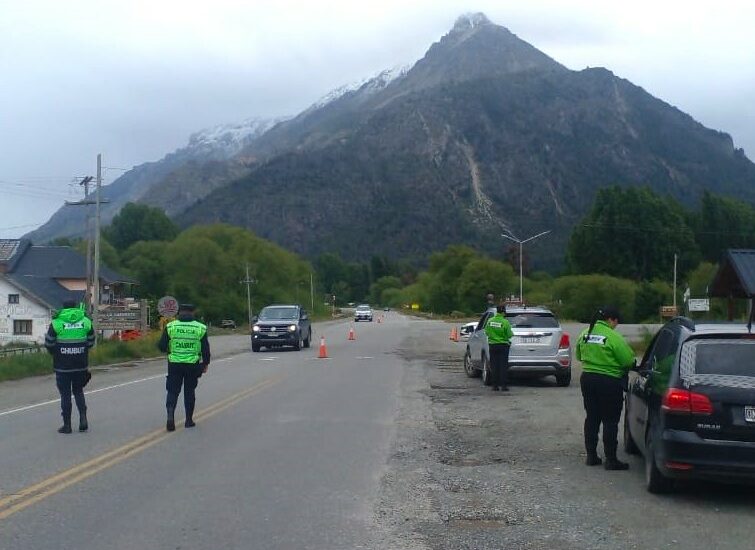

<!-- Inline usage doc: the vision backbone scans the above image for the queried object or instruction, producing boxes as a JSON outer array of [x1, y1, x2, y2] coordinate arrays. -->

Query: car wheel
[[555, 370, 571, 387], [293, 333, 302, 351], [645, 429, 674, 494], [623, 403, 640, 455], [252, 343, 260, 353], [303, 329, 311, 348], [464, 348, 479, 378], [481, 354, 492, 386]]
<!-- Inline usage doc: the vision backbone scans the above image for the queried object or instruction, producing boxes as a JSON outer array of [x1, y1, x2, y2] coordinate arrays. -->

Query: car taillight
[[662, 388, 713, 415], [558, 333, 570, 349]]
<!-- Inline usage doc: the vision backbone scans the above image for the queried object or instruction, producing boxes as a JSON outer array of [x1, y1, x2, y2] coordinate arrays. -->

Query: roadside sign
[[660, 305, 678, 318], [688, 298, 710, 312], [97, 301, 148, 331], [157, 296, 179, 317]]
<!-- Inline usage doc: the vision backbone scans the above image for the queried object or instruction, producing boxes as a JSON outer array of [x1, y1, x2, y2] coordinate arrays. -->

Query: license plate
[[745, 406, 755, 423], [520, 337, 541, 344]]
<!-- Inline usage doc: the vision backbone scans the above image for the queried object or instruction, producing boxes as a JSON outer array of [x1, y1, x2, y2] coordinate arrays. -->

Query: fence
[[0, 346, 44, 358]]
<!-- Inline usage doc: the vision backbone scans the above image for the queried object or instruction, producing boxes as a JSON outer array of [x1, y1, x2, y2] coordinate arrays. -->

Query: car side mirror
[[252, 316, 258, 323], [301, 314, 308, 321]]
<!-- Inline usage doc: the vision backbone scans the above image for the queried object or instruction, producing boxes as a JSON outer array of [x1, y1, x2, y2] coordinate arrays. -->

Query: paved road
[[2, 315, 753, 549], [0, 314, 404, 549]]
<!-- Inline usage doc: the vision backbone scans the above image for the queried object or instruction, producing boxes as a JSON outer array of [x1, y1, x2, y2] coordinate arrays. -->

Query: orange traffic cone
[[348, 326, 356, 341], [450, 327, 459, 342], [318, 336, 329, 359], [377, 315, 382, 324]]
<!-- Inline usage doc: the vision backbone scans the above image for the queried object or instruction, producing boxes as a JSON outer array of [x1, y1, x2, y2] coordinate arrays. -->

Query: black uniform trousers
[[580, 371, 624, 458], [166, 362, 202, 415], [55, 371, 88, 418], [489, 343, 511, 388]]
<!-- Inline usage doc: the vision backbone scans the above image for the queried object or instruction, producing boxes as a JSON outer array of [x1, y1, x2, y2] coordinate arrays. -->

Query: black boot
[[166, 406, 176, 432], [58, 413, 72, 434], [585, 452, 602, 466], [185, 406, 195, 428], [78, 409, 88, 432], [604, 449, 629, 470]]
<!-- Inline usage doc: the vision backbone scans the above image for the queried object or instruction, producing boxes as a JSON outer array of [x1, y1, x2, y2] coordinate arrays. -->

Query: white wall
[[0, 276, 52, 345]]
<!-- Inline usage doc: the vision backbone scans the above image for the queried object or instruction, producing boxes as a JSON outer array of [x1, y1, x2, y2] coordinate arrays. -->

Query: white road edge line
[[0, 374, 165, 418]]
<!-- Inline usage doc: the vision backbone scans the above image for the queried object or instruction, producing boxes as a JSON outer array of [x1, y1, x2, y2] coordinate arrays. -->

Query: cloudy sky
[[2, 0, 754, 237]]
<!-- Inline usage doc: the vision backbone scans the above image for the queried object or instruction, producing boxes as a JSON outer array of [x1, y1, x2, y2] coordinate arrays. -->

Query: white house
[[0, 239, 134, 345]]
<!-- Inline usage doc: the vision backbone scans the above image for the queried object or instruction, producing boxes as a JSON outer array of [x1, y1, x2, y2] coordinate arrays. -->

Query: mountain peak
[[452, 12, 492, 33]]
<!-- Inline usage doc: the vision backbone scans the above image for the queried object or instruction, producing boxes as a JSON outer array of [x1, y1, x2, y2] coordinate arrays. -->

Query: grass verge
[[0, 332, 163, 383]]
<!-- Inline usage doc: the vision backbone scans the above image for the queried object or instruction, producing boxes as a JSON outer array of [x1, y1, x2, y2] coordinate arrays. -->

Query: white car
[[354, 304, 373, 322], [459, 322, 477, 341]]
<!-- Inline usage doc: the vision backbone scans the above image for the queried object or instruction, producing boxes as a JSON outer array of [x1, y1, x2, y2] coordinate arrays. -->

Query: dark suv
[[625, 317, 755, 493], [251, 304, 312, 352]]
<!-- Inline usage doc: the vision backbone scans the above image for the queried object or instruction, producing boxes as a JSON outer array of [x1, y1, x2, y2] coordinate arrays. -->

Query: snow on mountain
[[306, 64, 412, 112], [181, 117, 288, 159]]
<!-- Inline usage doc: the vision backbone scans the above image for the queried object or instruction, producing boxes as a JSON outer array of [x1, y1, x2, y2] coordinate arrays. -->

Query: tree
[[567, 186, 699, 281], [456, 259, 515, 313], [104, 202, 179, 251], [552, 275, 637, 322], [690, 192, 755, 262]]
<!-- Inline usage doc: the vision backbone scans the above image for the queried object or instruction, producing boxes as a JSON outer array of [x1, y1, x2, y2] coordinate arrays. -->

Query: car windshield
[[505, 312, 559, 328], [357, 306, 370, 311], [259, 307, 298, 320], [683, 338, 755, 376]]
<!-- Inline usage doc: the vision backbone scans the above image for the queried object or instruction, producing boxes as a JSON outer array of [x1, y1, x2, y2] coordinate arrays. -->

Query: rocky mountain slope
[[179, 14, 755, 268], [27, 117, 285, 243], [31, 13, 755, 270]]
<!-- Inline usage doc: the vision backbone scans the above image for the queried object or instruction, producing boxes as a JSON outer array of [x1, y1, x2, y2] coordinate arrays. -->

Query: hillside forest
[[57, 188, 755, 324]]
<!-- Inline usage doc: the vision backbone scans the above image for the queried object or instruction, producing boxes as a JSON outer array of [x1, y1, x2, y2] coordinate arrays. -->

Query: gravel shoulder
[[374, 317, 755, 550]]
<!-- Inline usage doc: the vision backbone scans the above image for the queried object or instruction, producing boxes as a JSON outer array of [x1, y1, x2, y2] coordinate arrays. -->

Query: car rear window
[[505, 312, 559, 328], [681, 338, 755, 377]]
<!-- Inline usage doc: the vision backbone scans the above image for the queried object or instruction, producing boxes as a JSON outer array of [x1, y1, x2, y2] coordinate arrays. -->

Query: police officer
[[158, 304, 210, 431], [484, 303, 514, 392], [45, 299, 95, 434], [576, 306, 635, 470]]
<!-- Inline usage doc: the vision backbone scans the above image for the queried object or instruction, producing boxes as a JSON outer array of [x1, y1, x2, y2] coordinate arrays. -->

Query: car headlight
[[288, 325, 297, 332], [252, 325, 260, 332]]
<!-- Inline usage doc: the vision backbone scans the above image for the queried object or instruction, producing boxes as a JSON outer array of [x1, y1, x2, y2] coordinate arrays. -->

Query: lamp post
[[500, 230, 551, 305]]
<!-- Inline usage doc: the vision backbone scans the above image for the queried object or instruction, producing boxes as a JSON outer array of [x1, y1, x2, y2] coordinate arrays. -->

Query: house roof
[[3, 273, 85, 311], [0, 239, 135, 309], [709, 249, 755, 299], [10, 245, 134, 284]]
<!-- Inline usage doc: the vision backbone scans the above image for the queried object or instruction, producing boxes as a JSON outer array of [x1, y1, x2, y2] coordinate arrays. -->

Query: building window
[[8, 294, 19, 304], [13, 320, 32, 335]]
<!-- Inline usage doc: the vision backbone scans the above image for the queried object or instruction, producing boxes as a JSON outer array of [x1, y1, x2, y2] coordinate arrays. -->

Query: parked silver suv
[[464, 306, 572, 387]]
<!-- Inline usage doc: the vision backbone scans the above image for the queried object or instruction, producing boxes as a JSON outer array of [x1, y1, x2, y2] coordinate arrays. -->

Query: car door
[[468, 312, 491, 367], [631, 327, 676, 453]]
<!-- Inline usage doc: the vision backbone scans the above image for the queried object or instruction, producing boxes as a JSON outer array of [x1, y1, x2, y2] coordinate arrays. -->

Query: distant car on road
[[355, 304, 373, 322], [251, 304, 311, 352], [624, 317, 755, 493], [464, 306, 571, 387], [220, 319, 236, 329]]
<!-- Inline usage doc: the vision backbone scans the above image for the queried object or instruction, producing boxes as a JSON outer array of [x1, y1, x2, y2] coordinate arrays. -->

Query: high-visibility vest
[[167, 320, 207, 364]]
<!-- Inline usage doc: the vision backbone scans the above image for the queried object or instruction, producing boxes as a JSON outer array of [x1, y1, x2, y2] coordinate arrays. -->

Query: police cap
[[62, 299, 78, 309]]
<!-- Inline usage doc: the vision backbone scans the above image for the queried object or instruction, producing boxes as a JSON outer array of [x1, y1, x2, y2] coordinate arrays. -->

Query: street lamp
[[500, 230, 551, 305]]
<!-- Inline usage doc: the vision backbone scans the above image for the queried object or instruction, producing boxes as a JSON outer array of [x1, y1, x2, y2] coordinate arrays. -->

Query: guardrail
[[0, 346, 44, 358]]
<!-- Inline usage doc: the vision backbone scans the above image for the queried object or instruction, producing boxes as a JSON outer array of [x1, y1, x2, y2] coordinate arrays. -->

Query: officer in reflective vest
[[158, 303, 211, 431], [576, 305, 635, 470], [484, 303, 514, 392], [45, 299, 95, 434]]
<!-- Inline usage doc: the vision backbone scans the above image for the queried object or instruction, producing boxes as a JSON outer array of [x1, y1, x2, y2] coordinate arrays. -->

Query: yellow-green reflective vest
[[167, 320, 207, 364]]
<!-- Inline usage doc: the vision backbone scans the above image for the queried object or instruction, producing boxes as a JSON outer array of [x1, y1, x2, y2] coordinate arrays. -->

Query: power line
[[580, 222, 755, 237], [0, 222, 47, 231]]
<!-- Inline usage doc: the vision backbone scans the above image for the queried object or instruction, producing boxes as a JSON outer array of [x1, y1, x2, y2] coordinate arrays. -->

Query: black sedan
[[624, 317, 755, 493]]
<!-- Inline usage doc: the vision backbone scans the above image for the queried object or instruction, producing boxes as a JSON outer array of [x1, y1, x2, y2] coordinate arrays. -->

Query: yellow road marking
[[0, 375, 285, 520]]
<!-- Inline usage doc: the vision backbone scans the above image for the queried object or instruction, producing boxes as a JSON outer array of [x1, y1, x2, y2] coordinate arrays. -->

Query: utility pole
[[501, 230, 551, 305], [65, 163, 109, 327], [310, 272, 314, 312], [92, 154, 102, 343], [673, 253, 678, 310], [240, 263, 257, 326]]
